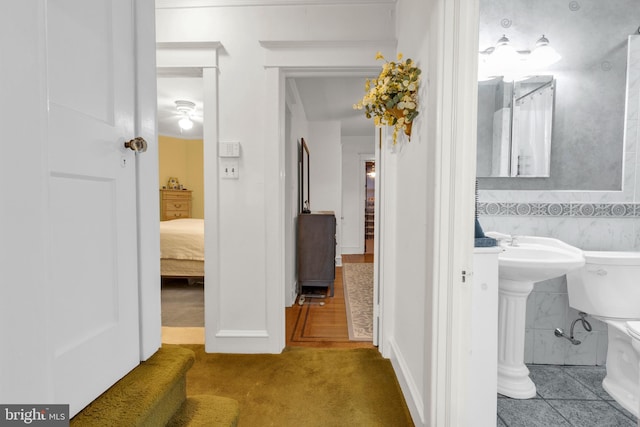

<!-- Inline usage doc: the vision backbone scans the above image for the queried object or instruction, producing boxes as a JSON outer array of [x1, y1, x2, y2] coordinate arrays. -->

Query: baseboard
[[341, 246, 363, 255], [335, 255, 342, 267], [286, 280, 298, 307], [387, 337, 425, 427]]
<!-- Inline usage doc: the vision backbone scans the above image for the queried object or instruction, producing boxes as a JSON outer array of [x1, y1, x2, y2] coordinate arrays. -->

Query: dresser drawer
[[163, 200, 190, 210], [163, 209, 190, 220], [163, 191, 191, 201]]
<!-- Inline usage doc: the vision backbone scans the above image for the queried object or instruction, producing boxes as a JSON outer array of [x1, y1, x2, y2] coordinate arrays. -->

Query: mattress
[[160, 218, 204, 261], [161, 258, 204, 277]]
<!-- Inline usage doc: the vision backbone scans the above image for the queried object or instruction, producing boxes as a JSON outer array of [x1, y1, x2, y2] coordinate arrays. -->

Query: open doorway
[[284, 74, 377, 349], [365, 161, 375, 254], [156, 76, 206, 345]]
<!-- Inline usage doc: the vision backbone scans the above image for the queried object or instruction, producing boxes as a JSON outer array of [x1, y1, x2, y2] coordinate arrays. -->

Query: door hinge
[[461, 270, 473, 283]]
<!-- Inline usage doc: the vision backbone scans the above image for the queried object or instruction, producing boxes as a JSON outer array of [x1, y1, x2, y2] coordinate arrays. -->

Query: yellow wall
[[158, 135, 204, 219]]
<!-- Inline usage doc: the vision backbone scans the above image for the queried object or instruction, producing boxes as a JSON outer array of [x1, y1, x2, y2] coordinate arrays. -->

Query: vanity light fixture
[[489, 35, 521, 66], [175, 100, 196, 131], [478, 34, 561, 81], [528, 35, 562, 68]]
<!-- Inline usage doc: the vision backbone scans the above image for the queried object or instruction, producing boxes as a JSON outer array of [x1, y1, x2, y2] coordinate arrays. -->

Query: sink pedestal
[[497, 278, 537, 399]]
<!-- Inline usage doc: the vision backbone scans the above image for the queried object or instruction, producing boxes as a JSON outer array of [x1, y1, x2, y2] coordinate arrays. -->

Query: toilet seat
[[627, 321, 640, 341]]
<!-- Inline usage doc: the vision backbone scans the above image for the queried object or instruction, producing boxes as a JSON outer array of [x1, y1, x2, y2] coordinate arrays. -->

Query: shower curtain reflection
[[511, 81, 554, 177]]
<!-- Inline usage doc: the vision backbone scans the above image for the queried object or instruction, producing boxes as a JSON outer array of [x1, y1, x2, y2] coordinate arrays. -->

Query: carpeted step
[[167, 395, 240, 427], [71, 346, 196, 426]]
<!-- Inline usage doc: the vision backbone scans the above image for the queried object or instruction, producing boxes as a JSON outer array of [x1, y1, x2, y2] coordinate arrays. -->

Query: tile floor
[[497, 365, 639, 426]]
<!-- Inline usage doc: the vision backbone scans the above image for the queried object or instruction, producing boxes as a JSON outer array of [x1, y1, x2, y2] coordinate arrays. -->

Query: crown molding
[[258, 39, 395, 50], [157, 0, 395, 8]]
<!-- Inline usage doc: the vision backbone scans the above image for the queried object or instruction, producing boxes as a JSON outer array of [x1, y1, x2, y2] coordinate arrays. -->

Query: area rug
[[342, 263, 374, 341], [175, 344, 414, 426]]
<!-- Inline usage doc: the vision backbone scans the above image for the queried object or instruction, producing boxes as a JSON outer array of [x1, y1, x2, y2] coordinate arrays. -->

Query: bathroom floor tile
[[606, 400, 638, 423], [497, 414, 507, 426], [497, 398, 571, 426], [546, 400, 636, 427], [528, 365, 600, 400], [561, 366, 611, 400]]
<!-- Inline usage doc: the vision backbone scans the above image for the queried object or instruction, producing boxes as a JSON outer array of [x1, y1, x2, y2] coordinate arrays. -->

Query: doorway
[[365, 160, 375, 254], [156, 75, 206, 345]]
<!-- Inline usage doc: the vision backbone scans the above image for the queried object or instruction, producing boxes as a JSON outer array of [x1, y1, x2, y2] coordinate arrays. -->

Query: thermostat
[[219, 141, 240, 158]]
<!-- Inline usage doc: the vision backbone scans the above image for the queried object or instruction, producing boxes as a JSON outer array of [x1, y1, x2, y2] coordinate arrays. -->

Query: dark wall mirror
[[299, 138, 310, 214]]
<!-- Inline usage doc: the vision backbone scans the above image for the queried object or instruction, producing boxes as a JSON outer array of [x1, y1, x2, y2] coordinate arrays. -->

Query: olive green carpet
[[174, 344, 414, 427], [71, 346, 240, 426]]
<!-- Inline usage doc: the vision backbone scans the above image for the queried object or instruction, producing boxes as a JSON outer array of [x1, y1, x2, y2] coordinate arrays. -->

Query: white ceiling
[[291, 76, 375, 137], [156, 74, 376, 139]]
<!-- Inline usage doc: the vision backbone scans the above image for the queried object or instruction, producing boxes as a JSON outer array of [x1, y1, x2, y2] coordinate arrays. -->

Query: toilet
[[566, 251, 640, 418]]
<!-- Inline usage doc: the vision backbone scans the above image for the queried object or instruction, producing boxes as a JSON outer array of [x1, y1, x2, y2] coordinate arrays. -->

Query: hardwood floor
[[286, 254, 374, 349]]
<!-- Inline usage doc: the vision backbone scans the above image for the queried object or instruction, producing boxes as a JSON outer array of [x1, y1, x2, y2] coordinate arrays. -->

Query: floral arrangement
[[354, 52, 421, 144]]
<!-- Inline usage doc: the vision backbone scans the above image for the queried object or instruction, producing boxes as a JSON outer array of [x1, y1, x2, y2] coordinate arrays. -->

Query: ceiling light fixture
[[175, 100, 196, 131]]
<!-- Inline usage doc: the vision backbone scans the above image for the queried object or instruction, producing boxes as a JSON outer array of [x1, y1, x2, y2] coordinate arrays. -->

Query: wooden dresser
[[297, 212, 336, 297], [160, 189, 192, 221]]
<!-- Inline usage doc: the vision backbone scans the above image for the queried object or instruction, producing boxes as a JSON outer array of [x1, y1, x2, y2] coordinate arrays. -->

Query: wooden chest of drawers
[[160, 189, 192, 221], [297, 212, 336, 297]]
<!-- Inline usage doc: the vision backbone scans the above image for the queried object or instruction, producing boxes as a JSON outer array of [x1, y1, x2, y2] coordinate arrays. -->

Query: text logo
[[0, 405, 68, 426]]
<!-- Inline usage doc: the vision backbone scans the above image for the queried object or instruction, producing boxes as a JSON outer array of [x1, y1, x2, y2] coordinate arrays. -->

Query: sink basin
[[497, 236, 585, 282], [485, 233, 585, 399]]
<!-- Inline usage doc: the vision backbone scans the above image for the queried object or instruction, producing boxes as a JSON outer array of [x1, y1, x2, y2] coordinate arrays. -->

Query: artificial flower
[[354, 52, 421, 145]]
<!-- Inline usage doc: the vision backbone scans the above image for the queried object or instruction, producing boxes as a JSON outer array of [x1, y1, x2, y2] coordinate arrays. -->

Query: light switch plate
[[221, 160, 239, 179], [219, 141, 240, 157]]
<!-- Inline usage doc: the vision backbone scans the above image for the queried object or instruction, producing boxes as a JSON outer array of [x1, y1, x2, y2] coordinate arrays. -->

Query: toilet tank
[[566, 251, 640, 320]]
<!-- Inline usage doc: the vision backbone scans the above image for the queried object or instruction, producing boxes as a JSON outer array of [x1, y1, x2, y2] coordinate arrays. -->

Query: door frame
[[152, 41, 222, 348], [261, 40, 396, 354]]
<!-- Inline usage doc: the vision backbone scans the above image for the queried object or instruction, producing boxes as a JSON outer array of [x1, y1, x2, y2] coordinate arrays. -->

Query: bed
[[160, 218, 204, 279]]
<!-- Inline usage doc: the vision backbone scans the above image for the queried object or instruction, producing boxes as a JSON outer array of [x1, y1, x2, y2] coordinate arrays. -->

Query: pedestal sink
[[486, 233, 585, 399]]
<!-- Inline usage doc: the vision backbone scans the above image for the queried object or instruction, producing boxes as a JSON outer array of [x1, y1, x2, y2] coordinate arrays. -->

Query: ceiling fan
[[173, 100, 202, 132]]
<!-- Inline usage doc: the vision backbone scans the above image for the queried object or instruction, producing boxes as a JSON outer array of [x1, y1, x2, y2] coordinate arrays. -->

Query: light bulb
[[178, 116, 193, 130], [485, 35, 525, 78], [529, 35, 561, 68]]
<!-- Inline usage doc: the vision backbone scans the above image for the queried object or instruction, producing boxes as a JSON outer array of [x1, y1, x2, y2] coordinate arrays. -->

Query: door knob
[[124, 137, 148, 153]]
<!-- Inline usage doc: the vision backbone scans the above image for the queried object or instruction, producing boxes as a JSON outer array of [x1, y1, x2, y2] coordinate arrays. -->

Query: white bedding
[[160, 218, 204, 261]]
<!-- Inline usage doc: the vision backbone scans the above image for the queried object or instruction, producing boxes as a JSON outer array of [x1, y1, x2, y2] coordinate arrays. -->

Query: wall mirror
[[476, 0, 637, 191], [298, 138, 310, 214], [477, 75, 555, 178]]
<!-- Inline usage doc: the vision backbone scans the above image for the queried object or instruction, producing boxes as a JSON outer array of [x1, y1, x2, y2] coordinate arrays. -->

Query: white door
[[47, 0, 140, 416]]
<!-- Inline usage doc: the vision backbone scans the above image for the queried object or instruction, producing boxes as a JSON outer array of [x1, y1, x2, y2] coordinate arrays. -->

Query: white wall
[[155, 3, 395, 352], [307, 121, 343, 264], [341, 136, 375, 254], [385, 0, 480, 425], [285, 90, 310, 306], [375, 1, 431, 424]]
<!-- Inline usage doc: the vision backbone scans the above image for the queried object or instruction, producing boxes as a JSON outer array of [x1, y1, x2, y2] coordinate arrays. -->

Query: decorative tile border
[[477, 202, 640, 217]]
